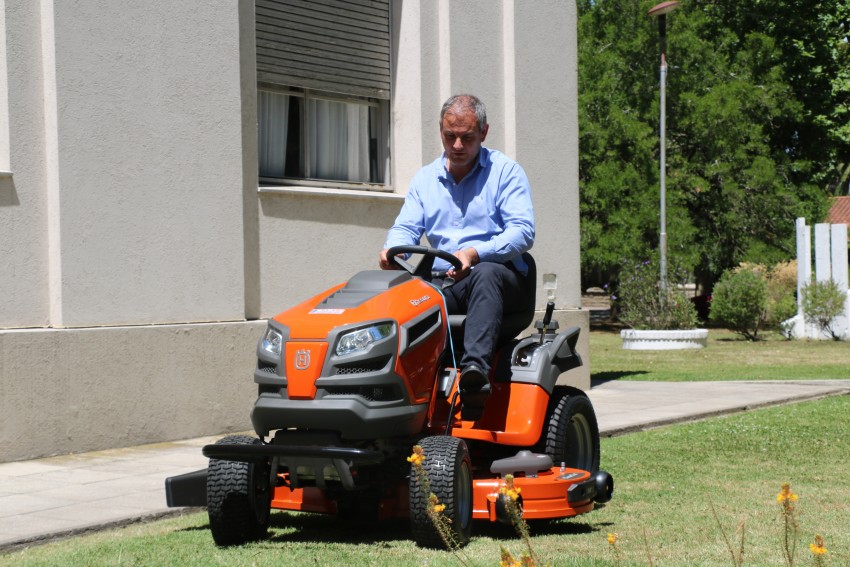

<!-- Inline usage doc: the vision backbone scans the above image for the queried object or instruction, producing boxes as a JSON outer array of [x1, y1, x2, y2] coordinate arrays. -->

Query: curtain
[[258, 91, 288, 178], [309, 99, 369, 182]]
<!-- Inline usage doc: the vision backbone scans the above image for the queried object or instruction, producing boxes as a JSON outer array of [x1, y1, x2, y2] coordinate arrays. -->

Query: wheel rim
[[252, 462, 271, 524], [457, 461, 472, 530], [566, 412, 593, 471]]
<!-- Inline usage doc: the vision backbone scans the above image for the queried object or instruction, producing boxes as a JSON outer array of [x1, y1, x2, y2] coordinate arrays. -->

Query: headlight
[[336, 324, 394, 356], [261, 327, 283, 357]]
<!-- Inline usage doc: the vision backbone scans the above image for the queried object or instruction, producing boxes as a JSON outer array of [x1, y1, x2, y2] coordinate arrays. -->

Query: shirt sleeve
[[384, 178, 426, 249], [473, 162, 535, 263]]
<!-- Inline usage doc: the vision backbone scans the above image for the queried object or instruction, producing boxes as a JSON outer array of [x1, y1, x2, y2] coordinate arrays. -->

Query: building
[[0, 0, 586, 462], [827, 196, 850, 232]]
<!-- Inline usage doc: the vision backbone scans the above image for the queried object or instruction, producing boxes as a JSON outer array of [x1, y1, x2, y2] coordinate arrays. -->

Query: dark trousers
[[442, 262, 530, 375]]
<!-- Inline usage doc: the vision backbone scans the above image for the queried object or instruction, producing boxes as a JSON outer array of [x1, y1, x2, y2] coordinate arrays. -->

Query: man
[[379, 94, 535, 410]]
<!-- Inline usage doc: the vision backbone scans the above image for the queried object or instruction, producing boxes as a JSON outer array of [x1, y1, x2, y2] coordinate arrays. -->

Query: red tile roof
[[827, 196, 850, 225]]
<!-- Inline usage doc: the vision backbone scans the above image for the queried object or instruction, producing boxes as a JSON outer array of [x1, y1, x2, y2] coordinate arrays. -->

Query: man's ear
[[480, 123, 489, 141]]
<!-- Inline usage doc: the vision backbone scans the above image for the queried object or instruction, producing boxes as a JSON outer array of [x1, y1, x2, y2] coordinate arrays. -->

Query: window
[[255, 0, 391, 190], [258, 88, 389, 186]]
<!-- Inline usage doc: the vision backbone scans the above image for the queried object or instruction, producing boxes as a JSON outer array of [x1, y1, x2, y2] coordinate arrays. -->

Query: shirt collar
[[439, 147, 489, 182]]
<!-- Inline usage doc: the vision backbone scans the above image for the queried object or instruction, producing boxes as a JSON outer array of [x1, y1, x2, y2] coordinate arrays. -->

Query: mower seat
[[448, 252, 537, 348]]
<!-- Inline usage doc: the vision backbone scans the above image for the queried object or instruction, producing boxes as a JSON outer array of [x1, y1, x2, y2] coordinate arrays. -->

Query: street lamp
[[648, 0, 679, 295]]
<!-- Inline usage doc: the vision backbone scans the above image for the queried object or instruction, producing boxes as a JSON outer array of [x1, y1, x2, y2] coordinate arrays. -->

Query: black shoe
[[459, 364, 491, 414]]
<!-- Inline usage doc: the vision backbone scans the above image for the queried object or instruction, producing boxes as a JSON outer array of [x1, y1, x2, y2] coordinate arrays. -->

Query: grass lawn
[[2, 330, 849, 566], [590, 328, 850, 381], [4, 396, 849, 566]]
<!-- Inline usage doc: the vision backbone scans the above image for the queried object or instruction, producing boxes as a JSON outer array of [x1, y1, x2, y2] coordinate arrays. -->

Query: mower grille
[[334, 356, 390, 375], [257, 363, 277, 375], [323, 386, 399, 402]]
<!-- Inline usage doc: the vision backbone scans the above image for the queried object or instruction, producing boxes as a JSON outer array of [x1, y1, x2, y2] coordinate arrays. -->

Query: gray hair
[[440, 94, 488, 131]]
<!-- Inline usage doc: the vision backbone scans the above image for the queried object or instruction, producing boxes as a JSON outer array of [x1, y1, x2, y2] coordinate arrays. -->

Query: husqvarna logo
[[294, 349, 311, 370]]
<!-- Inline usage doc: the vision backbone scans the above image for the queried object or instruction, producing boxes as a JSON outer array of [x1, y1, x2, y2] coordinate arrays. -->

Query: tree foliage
[[578, 0, 848, 290]]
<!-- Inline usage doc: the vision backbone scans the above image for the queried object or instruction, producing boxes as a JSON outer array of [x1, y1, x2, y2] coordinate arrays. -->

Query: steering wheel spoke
[[386, 246, 462, 282]]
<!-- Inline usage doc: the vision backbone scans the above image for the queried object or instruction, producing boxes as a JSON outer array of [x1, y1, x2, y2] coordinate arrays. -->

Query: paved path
[[2, 379, 849, 551]]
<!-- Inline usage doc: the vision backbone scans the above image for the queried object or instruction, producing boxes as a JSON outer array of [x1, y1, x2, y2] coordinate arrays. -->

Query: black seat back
[[498, 252, 537, 343], [448, 252, 537, 349]]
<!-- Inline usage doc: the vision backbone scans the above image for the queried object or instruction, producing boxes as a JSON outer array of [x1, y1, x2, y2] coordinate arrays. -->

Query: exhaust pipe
[[593, 470, 614, 503]]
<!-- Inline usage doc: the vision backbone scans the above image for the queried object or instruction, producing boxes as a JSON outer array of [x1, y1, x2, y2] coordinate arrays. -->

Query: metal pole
[[658, 14, 668, 295]]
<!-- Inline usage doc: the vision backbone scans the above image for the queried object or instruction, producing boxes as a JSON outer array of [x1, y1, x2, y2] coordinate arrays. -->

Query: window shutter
[[256, 0, 391, 100]]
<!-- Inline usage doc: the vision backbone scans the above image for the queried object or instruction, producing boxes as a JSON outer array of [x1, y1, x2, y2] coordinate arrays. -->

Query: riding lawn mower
[[165, 246, 613, 547]]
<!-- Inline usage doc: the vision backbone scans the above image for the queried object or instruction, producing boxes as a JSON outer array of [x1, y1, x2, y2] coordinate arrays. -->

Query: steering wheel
[[386, 245, 463, 281]]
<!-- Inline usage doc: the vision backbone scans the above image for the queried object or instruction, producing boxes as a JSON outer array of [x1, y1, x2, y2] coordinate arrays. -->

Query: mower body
[[166, 256, 612, 546]]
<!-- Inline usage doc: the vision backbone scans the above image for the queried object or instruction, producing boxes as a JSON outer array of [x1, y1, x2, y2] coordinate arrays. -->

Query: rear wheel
[[207, 435, 272, 546], [409, 436, 473, 548], [536, 387, 600, 473]]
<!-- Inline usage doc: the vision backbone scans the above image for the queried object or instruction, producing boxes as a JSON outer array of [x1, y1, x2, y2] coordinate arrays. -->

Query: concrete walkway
[[2, 379, 849, 551]]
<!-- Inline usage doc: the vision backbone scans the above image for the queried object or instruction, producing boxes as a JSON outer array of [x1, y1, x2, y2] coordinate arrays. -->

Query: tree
[[577, 0, 845, 291]]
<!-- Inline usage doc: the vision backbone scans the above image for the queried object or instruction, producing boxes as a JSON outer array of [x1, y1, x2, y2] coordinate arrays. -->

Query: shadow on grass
[[183, 511, 606, 546], [268, 512, 413, 544], [592, 371, 649, 386], [178, 512, 409, 543], [713, 335, 757, 342]]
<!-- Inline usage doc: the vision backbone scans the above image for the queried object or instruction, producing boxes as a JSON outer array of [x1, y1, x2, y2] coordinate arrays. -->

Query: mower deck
[[261, 464, 598, 522]]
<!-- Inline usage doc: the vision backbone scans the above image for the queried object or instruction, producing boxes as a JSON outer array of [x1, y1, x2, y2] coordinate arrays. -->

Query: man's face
[[440, 110, 489, 172]]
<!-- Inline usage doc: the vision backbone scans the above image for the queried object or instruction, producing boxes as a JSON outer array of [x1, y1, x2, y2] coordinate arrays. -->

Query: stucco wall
[[1, 0, 50, 328], [0, 1, 249, 329], [49, 2, 248, 327], [255, 192, 403, 317], [0, 322, 264, 461], [0, 0, 259, 462]]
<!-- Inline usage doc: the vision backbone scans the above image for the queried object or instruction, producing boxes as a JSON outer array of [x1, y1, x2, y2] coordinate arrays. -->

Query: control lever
[[535, 301, 559, 344]]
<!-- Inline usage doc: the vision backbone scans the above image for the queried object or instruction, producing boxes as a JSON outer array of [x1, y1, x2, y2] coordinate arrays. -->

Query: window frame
[[257, 86, 391, 192]]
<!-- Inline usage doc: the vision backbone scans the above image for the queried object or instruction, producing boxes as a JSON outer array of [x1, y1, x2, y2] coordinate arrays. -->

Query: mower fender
[[552, 326, 583, 373], [165, 468, 208, 508], [506, 326, 584, 394]]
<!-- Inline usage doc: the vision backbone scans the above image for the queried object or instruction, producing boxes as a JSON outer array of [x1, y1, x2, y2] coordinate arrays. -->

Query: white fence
[[786, 218, 850, 340]]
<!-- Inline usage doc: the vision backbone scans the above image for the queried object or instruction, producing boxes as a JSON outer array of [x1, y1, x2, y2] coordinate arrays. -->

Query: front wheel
[[535, 387, 600, 473], [207, 435, 272, 546], [409, 436, 473, 549]]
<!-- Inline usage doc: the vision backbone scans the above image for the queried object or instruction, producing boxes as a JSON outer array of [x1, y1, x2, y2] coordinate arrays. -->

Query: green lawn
[[5, 395, 849, 566], [3, 331, 849, 566], [590, 329, 850, 382]]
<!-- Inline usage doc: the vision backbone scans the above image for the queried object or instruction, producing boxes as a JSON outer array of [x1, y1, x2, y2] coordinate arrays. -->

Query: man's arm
[[380, 183, 426, 270], [473, 162, 535, 264]]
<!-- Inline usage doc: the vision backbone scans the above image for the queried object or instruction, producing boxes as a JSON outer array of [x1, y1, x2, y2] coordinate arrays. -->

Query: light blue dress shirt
[[385, 147, 535, 273]]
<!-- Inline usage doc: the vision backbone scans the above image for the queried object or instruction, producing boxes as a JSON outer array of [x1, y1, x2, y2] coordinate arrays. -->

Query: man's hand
[[379, 249, 402, 270], [447, 247, 479, 281]]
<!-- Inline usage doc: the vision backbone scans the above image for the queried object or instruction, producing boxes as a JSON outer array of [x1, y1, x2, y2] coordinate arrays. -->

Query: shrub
[[768, 259, 797, 290], [765, 260, 798, 337], [771, 294, 799, 339], [802, 279, 847, 340], [710, 266, 767, 340], [616, 258, 699, 330]]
